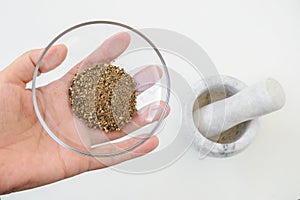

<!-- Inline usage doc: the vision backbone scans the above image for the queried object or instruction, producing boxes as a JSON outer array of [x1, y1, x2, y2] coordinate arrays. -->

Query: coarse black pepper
[[69, 64, 137, 132]]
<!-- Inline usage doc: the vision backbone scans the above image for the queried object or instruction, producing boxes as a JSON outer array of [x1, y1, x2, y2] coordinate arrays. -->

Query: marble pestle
[[194, 78, 285, 138]]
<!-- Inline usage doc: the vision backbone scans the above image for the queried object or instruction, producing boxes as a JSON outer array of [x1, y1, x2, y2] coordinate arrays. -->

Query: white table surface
[[1, 0, 299, 199]]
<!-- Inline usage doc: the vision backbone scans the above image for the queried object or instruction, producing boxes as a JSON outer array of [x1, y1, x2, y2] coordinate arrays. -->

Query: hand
[[0, 32, 169, 194]]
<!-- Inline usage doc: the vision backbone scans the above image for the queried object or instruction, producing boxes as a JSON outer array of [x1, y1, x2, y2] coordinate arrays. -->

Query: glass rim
[[32, 20, 171, 157]]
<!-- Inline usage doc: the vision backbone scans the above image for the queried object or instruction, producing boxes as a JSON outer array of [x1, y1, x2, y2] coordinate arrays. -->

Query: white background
[[1, 0, 300, 199]]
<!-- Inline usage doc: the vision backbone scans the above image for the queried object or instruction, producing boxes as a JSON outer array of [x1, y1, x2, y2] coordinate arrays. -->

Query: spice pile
[[69, 64, 137, 132]]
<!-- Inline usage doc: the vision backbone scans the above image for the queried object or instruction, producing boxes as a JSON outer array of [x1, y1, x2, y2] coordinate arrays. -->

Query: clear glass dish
[[32, 21, 170, 158]]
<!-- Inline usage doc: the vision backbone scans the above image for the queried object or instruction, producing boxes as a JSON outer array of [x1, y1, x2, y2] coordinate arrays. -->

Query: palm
[[0, 71, 95, 193], [0, 32, 167, 194]]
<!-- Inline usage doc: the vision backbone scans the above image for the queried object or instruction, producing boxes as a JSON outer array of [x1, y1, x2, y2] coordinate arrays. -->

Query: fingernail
[[134, 66, 162, 93], [136, 82, 156, 93]]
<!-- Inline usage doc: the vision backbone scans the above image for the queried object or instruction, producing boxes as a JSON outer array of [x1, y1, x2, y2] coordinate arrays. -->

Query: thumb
[[3, 44, 67, 87]]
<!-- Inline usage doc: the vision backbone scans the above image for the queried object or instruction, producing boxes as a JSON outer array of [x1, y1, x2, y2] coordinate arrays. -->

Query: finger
[[134, 65, 163, 94], [80, 101, 170, 146], [86, 32, 131, 64], [106, 101, 171, 141], [32, 44, 68, 73], [103, 65, 165, 141], [64, 32, 131, 83], [87, 135, 159, 170], [3, 44, 67, 87]]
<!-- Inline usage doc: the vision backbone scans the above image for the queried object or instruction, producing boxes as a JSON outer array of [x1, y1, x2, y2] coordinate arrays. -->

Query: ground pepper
[[69, 64, 137, 132]]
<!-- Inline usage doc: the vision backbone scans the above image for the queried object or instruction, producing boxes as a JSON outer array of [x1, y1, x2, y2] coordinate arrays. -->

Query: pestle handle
[[194, 78, 285, 138]]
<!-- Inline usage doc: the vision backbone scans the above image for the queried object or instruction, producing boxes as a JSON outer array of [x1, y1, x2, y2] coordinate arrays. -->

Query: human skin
[[0, 32, 169, 194]]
